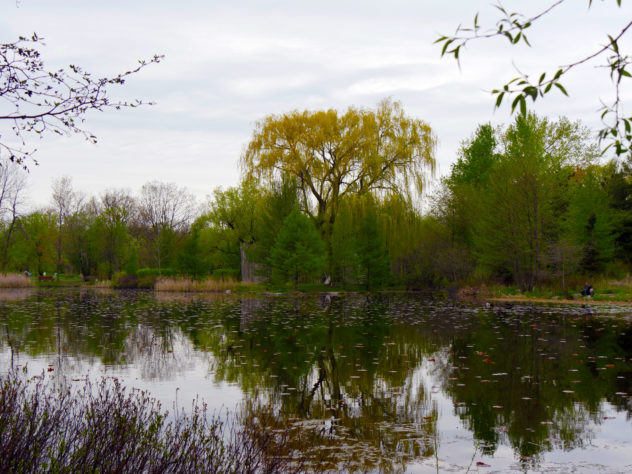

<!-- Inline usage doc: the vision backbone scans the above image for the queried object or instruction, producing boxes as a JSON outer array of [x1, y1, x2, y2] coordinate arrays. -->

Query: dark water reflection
[[2, 289, 632, 472]]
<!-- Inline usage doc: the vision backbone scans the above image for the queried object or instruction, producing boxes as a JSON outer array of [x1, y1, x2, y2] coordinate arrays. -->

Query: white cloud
[[1, 0, 631, 209]]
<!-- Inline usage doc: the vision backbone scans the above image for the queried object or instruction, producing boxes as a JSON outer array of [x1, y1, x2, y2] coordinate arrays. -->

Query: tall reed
[[0, 273, 34, 288]]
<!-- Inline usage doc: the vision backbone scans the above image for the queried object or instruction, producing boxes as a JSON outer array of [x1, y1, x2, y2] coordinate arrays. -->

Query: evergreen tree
[[125, 246, 139, 276], [330, 199, 359, 286], [249, 177, 299, 276], [563, 167, 617, 274], [178, 225, 207, 279], [270, 210, 326, 288], [357, 206, 390, 290]]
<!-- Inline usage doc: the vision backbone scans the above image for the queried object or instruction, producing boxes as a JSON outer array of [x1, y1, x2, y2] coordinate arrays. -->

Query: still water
[[2, 289, 632, 473]]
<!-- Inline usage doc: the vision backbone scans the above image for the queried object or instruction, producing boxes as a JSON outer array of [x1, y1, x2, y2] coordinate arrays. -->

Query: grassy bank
[[485, 275, 632, 303]]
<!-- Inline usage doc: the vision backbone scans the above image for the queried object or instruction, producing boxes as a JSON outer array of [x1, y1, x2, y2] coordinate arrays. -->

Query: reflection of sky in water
[[3, 291, 632, 472], [0, 331, 243, 416]]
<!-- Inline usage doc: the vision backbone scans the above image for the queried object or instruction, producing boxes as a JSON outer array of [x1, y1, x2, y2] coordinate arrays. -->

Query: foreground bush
[[112, 273, 156, 289], [0, 370, 322, 473]]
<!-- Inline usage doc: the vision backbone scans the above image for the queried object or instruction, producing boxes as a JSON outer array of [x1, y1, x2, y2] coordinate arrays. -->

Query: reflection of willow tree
[[3, 292, 632, 469], [186, 295, 439, 471], [438, 307, 632, 467]]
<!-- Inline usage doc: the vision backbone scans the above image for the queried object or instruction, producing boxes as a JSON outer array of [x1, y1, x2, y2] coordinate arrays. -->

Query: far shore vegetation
[[0, 105, 631, 302]]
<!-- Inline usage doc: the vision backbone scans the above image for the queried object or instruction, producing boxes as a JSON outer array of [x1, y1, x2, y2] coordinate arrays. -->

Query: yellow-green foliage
[[155, 277, 239, 293], [0, 273, 34, 288]]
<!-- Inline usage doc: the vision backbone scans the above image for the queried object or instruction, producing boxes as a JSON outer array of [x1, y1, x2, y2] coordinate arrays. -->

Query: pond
[[2, 289, 632, 473]]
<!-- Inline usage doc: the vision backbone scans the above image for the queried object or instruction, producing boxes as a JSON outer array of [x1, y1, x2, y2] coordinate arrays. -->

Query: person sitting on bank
[[581, 282, 595, 298]]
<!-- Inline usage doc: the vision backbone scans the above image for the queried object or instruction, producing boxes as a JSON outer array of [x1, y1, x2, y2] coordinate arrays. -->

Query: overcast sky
[[1, 0, 630, 209]]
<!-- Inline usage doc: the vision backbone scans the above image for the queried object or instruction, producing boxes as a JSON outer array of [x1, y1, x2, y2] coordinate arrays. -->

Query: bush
[[137, 267, 177, 278], [0, 370, 331, 473], [112, 274, 156, 289], [212, 268, 240, 280]]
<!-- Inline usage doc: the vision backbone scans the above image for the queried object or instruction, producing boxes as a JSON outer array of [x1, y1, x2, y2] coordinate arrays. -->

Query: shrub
[[137, 268, 177, 278], [0, 370, 330, 473], [212, 268, 240, 280]]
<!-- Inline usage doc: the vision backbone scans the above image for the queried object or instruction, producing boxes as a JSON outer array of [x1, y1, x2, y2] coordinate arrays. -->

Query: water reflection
[[1, 290, 632, 471]]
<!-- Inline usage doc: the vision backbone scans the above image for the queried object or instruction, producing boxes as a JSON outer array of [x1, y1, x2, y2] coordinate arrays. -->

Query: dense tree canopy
[[241, 99, 436, 233]]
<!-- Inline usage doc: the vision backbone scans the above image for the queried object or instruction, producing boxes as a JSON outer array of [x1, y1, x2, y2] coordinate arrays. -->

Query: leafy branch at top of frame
[[436, 1, 631, 155], [0, 33, 163, 167], [435, 1, 568, 63]]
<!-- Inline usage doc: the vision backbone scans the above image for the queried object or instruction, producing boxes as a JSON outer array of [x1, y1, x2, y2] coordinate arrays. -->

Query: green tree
[[564, 166, 617, 274], [601, 160, 632, 262], [270, 210, 327, 288], [64, 209, 98, 277], [248, 177, 300, 277], [357, 204, 391, 290], [330, 198, 360, 285], [125, 245, 139, 276], [11, 211, 57, 275], [178, 223, 207, 279], [241, 99, 436, 242], [473, 114, 593, 289], [448, 123, 498, 187], [198, 180, 262, 279]]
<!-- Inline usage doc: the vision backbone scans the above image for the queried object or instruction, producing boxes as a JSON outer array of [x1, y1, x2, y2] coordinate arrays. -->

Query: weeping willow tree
[[240, 99, 436, 240]]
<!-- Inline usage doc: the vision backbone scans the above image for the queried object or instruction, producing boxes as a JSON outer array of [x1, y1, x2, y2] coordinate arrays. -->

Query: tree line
[[1, 103, 629, 291]]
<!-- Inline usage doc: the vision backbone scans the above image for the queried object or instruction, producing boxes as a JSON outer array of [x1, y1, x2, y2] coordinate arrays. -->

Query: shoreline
[[489, 296, 632, 306]]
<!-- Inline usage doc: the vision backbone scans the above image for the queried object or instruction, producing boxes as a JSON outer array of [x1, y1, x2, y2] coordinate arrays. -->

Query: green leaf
[[524, 86, 538, 100], [495, 92, 505, 108], [441, 39, 453, 57], [554, 82, 568, 96], [519, 96, 527, 115]]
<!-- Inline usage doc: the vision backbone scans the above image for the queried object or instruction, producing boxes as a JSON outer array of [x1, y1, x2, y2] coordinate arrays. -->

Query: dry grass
[[155, 277, 240, 293], [90, 279, 112, 288], [0, 273, 34, 288]]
